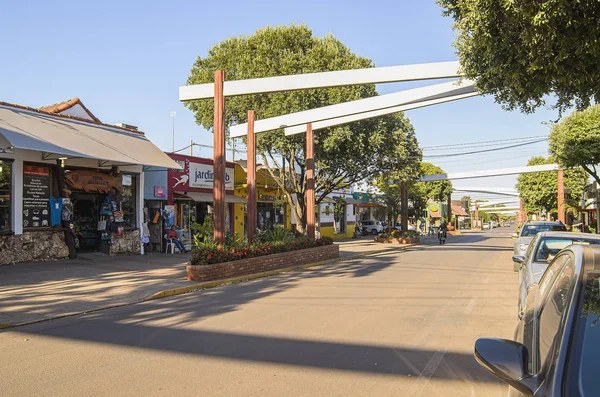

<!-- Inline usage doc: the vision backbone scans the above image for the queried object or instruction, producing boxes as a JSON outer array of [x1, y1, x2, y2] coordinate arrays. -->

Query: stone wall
[[109, 229, 141, 256], [0, 231, 69, 265], [187, 244, 340, 282]]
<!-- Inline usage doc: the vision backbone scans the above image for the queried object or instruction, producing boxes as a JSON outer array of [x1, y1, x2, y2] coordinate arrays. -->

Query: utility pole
[[170, 111, 176, 153], [190, 139, 193, 156]]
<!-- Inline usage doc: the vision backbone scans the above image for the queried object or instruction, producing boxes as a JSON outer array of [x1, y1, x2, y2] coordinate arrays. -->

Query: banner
[[188, 163, 234, 190]]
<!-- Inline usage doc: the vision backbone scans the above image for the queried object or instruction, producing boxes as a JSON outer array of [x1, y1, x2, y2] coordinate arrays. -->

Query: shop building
[[352, 192, 385, 222], [317, 191, 359, 238], [0, 100, 179, 265], [233, 161, 291, 239], [142, 154, 246, 251]]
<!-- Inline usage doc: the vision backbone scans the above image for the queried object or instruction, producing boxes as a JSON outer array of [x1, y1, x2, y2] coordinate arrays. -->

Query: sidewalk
[[0, 239, 418, 327]]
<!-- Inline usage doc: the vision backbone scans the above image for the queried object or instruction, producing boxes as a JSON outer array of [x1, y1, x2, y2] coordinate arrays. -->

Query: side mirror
[[512, 233, 519, 239], [474, 338, 534, 396], [512, 255, 526, 264]]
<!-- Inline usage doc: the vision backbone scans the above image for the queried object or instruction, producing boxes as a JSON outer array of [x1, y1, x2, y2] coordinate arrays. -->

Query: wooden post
[[401, 182, 408, 232], [213, 70, 226, 246], [557, 168, 566, 224], [246, 110, 257, 243], [474, 202, 479, 229], [306, 123, 316, 239], [447, 192, 452, 224]]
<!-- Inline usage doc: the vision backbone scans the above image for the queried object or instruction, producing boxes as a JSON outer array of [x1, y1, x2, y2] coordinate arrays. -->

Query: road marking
[[464, 298, 476, 314], [412, 350, 447, 396]]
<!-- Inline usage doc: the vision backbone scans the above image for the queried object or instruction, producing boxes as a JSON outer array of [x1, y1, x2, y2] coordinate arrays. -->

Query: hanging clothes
[[49, 197, 63, 227], [141, 222, 150, 244]]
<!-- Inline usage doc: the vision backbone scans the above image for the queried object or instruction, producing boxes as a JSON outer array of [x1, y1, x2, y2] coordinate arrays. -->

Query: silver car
[[512, 221, 567, 271], [512, 231, 600, 319]]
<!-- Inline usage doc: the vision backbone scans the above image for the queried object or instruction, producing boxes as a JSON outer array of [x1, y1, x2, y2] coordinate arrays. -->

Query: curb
[[1, 243, 418, 330]]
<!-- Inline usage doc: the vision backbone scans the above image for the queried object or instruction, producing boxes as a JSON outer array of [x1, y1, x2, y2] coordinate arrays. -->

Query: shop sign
[[188, 163, 233, 190], [65, 170, 123, 193], [22, 165, 51, 228], [258, 194, 278, 201], [154, 186, 165, 198], [122, 174, 132, 186]]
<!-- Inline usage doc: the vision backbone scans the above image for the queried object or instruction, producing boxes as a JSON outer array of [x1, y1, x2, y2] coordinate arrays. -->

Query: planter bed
[[374, 237, 420, 245], [187, 244, 339, 282]]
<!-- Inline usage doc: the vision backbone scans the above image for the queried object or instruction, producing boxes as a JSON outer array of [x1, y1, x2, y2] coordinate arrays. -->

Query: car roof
[[536, 231, 600, 239], [524, 221, 565, 226]]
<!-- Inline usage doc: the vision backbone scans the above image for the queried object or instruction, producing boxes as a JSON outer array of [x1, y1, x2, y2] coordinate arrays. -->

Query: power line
[[421, 135, 548, 150], [423, 139, 547, 159]]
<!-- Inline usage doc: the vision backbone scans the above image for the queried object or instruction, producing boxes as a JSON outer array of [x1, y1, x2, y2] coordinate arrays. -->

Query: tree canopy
[[185, 25, 421, 232], [516, 156, 588, 215], [409, 162, 453, 207], [549, 104, 600, 186], [438, 0, 600, 114]]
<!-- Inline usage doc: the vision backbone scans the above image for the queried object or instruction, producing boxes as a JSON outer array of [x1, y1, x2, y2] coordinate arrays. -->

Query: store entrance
[[71, 192, 103, 252]]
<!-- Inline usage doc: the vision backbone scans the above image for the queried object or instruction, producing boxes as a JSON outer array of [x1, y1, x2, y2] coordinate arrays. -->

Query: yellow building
[[233, 162, 292, 239]]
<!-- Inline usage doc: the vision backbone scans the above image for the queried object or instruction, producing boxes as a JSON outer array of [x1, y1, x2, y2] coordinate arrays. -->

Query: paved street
[[0, 229, 517, 396]]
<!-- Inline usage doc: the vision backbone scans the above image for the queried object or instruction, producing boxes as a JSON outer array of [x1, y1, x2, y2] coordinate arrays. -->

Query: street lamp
[[171, 111, 176, 153]]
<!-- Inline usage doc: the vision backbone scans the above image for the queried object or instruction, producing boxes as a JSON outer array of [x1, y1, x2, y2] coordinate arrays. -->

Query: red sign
[[24, 165, 50, 177], [154, 186, 165, 198]]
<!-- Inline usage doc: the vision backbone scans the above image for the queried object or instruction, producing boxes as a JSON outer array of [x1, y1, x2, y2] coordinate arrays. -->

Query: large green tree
[[185, 25, 421, 233], [549, 104, 600, 186], [438, 1, 600, 114], [408, 162, 453, 217], [516, 156, 588, 215]]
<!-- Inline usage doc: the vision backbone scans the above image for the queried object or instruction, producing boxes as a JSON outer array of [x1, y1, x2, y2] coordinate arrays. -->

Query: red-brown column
[[447, 192, 453, 224], [213, 70, 226, 246], [246, 110, 257, 242], [557, 168, 566, 223], [474, 202, 479, 228], [401, 182, 408, 232], [306, 123, 316, 239]]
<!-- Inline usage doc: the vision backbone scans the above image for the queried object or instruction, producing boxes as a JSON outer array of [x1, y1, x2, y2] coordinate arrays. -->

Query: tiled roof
[[39, 97, 101, 123], [452, 205, 469, 216], [0, 101, 144, 135]]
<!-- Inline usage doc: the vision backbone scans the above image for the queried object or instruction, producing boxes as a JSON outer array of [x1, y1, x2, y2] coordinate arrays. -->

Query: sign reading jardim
[[188, 162, 234, 190]]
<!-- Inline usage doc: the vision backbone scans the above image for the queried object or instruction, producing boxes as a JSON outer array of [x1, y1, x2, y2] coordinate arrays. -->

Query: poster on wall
[[188, 163, 234, 190], [22, 165, 51, 228]]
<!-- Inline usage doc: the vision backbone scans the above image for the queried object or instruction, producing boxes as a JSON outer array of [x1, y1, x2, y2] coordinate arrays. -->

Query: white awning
[[174, 191, 246, 204], [0, 104, 181, 169]]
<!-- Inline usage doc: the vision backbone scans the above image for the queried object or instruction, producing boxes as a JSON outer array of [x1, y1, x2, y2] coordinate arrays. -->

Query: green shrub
[[190, 236, 334, 266]]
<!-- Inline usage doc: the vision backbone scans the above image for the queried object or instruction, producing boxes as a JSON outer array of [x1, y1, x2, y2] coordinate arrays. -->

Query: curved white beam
[[179, 61, 461, 101], [419, 164, 559, 182], [284, 91, 478, 135], [230, 79, 475, 137]]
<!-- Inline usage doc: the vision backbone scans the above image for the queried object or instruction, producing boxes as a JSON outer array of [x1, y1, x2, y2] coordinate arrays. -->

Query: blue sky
[[1, 0, 557, 194]]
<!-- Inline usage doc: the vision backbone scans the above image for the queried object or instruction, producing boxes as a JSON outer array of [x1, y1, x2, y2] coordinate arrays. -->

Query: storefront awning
[[175, 191, 246, 204], [344, 197, 360, 205], [430, 211, 442, 218], [0, 103, 181, 169], [452, 205, 469, 217]]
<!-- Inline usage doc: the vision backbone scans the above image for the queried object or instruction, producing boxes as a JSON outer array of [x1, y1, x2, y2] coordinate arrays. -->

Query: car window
[[566, 275, 600, 396], [536, 255, 575, 370], [538, 254, 569, 297], [535, 239, 598, 263], [524, 235, 539, 259], [521, 224, 566, 237]]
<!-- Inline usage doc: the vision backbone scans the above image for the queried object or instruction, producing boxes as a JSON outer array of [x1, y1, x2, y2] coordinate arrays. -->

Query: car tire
[[371, 229, 378, 235]]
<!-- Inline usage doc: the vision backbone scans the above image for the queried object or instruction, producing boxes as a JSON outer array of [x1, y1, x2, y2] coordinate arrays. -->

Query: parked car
[[361, 220, 384, 235], [483, 223, 490, 230], [513, 221, 568, 262], [475, 243, 600, 396], [513, 231, 600, 319]]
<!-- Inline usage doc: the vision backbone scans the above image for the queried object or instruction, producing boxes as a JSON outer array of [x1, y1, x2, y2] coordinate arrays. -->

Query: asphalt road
[[0, 228, 517, 396]]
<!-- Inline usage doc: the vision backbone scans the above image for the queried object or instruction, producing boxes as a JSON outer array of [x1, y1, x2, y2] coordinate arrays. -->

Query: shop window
[[0, 160, 11, 232], [121, 174, 137, 228]]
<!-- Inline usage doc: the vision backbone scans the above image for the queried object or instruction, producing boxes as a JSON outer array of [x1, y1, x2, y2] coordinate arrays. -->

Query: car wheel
[[372, 229, 378, 235]]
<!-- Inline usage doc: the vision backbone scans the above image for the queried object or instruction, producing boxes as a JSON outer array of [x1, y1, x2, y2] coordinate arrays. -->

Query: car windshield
[[521, 224, 566, 237], [566, 276, 600, 396], [534, 239, 598, 263]]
